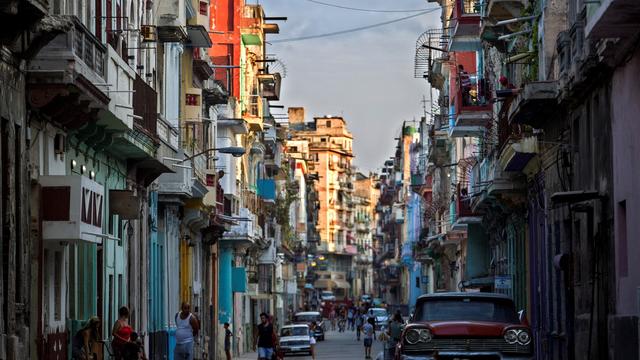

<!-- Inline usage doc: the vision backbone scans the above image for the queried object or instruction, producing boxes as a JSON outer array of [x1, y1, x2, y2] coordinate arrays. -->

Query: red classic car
[[396, 292, 533, 360]]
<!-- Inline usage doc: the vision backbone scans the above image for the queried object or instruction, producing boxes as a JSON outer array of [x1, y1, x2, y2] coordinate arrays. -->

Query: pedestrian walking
[[224, 322, 232, 360], [355, 309, 365, 341], [309, 321, 318, 360], [347, 307, 355, 331], [386, 313, 403, 360], [71, 316, 101, 360], [329, 308, 336, 331], [363, 317, 376, 359], [253, 312, 277, 360], [174, 302, 200, 360], [111, 306, 132, 360]]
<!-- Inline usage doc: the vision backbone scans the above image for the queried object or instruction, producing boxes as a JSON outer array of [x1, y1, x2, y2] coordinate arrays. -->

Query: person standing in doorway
[[362, 317, 375, 359], [224, 322, 232, 360], [254, 312, 277, 360], [174, 302, 200, 360]]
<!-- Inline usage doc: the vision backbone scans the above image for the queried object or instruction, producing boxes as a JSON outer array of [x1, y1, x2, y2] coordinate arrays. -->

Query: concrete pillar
[[218, 246, 233, 324]]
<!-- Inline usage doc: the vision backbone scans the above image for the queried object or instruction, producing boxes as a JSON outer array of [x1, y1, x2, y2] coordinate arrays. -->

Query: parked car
[[396, 292, 533, 360], [367, 307, 389, 330], [279, 324, 312, 356], [292, 311, 325, 341]]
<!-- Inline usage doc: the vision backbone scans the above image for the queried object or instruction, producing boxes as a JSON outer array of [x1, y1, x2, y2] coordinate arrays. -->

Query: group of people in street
[[71, 302, 199, 360]]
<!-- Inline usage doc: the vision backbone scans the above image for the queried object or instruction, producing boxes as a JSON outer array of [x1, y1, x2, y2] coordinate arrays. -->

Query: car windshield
[[371, 309, 387, 317], [414, 298, 520, 323], [322, 292, 333, 297], [281, 327, 309, 337], [294, 314, 320, 322]]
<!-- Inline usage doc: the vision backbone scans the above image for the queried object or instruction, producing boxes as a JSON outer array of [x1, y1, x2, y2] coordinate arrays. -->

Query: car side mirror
[[518, 310, 529, 326]]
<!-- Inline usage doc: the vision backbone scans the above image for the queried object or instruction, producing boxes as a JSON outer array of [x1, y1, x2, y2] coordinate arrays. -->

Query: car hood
[[280, 335, 311, 343], [411, 321, 515, 337]]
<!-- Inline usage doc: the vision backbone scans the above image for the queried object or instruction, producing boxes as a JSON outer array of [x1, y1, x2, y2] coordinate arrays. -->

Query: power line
[[305, 0, 432, 13], [271, 8, 439, 43]]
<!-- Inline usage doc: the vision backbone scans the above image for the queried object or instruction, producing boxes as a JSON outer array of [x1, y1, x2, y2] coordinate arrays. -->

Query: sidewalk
[[235, 351, 258, 360]]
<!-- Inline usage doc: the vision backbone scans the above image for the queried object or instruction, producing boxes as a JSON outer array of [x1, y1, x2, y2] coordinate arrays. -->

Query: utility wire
[[271, 8, 439, 43], [305, 0, 432, 13]]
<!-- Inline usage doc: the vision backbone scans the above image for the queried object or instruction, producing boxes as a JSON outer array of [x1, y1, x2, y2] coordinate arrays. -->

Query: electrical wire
[[271, 8, 439, 43], [304, 0, 432, 13]]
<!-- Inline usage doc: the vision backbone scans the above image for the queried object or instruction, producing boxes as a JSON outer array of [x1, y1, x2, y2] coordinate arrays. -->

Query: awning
[[186, 25, 212, 48], [242, 33, 262, 46], [334, 279, 351, 289]]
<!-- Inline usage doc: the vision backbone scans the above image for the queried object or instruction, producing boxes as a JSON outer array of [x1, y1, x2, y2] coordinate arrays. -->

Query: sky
[[260, 0, 442, 172]]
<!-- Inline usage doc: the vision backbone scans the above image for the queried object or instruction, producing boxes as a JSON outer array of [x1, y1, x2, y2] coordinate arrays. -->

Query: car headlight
[[504, 329, 519, 344], [418, 329, 432, 342], [405, 329, 421, 344], [517, 330, 531, 345], [504, 329, 532, 345]]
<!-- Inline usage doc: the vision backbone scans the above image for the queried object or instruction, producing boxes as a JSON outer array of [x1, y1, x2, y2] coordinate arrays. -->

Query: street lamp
[[179, 146, 246, 163]]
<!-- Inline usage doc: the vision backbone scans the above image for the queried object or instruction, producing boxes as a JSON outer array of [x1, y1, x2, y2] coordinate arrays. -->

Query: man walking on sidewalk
[[175, 302, 200, 360], [363, 317, 375, 359], [254, 313, 277, 360]]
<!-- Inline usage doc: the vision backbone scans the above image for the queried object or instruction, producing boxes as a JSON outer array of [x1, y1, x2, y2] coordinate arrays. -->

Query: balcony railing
[[133, 75, 158, 139], [450, 73, 492, 138]]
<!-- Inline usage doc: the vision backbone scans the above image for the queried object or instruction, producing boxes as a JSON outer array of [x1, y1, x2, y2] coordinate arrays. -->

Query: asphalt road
[[237, 329, 386, 360]]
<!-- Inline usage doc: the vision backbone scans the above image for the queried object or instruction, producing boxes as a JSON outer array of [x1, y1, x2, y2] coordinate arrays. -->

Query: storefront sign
[[40, 175, 105, 243]]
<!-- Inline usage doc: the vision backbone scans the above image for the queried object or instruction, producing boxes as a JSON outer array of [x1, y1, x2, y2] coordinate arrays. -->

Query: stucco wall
[[612, 47, 640, 316]]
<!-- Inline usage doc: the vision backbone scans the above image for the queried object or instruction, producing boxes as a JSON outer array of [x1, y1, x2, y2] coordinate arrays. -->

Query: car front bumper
[[399, 352, 533, 360], [281, 346, 311, 353]]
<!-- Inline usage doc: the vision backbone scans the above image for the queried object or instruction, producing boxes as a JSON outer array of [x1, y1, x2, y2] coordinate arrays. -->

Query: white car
[[278, 324, 313, 356], [367, 307, 389, 330], [320, 290, 336, 301]]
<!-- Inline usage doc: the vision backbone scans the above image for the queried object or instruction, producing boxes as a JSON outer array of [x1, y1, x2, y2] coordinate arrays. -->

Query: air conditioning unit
[[140, 25, 157, 42]]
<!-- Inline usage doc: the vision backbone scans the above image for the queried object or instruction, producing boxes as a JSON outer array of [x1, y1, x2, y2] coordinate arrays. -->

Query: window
[[618, 200, 628, 276], [118, 274, 123, 308], [326, 120, 331, 127], [320, 138, 326, 142], [54, 251, 62, 321]]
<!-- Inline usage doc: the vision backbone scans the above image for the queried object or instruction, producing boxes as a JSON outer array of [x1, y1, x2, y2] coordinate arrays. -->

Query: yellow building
[[289, 110, 356, 298]]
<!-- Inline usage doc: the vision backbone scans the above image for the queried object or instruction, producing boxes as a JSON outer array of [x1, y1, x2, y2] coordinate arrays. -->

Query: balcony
[[508, 81, 558, 127], [27, 16, 108, 130], [221, 207, 263, 247], [498, 136, 539, 173], [157, 0, 187, 42], [258, 73, 282, 101], [586, 0, 640, 39], [131, 75, 158, 139], [243, 95, 264, 132], [483, 0, 524, 22], [449, 75, 492, 138], [448, 0, 482, 51], [469, 156, 525, 212]]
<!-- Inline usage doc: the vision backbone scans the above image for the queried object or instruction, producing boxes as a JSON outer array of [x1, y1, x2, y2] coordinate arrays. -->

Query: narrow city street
[[2, 0, 640, 358], [237, 329, 385, 360]]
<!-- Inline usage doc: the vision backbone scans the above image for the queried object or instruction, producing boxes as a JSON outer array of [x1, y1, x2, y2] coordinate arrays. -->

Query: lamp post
[[179, 146, 246, 163]]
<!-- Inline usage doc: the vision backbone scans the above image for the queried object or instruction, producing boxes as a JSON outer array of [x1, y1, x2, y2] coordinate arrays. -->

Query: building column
[[218, 246, 233, 324]]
